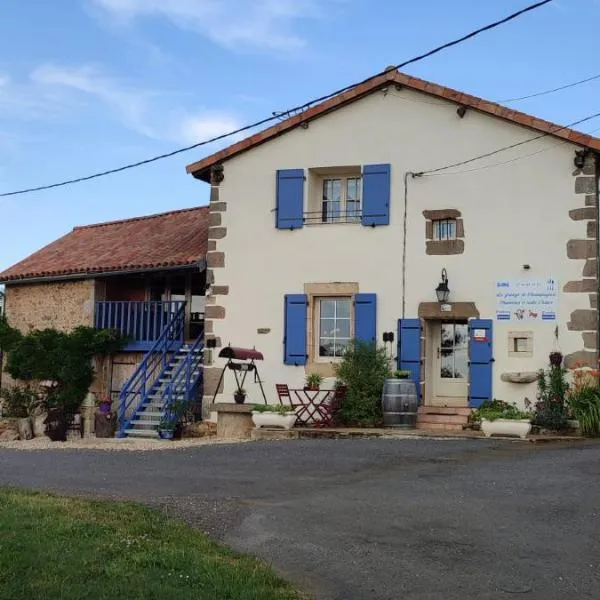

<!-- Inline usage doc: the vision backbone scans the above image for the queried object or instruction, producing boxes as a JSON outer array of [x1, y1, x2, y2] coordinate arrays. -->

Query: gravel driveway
[[1, 438, 599, 600]]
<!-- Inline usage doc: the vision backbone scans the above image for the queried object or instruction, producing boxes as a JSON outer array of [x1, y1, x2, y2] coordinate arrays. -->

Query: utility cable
[[416, 110, 600, 176], [0, 0, 553, 198], [501, 73, 600, 103]]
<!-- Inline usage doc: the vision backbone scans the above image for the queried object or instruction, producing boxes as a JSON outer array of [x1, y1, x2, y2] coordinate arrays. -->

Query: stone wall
[[4, 279, 96, 334], [564, 152, 599, 369]]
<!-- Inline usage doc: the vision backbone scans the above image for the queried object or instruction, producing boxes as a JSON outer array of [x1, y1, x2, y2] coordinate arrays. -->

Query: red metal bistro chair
[[275, 384, 291, 406]]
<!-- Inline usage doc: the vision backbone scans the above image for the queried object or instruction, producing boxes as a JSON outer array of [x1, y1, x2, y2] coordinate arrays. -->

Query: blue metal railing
[[95, 301, 185, 348], [116, 302, 186, 436], [160, 334, 205, 429]]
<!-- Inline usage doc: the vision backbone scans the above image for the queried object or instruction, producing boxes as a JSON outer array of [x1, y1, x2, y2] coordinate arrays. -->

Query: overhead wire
[[0, 0, 553, 198], [416, 110, 600, 176]]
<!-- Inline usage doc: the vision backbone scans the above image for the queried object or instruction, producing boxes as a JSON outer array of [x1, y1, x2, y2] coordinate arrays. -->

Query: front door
[[432, 320, 469, 406]]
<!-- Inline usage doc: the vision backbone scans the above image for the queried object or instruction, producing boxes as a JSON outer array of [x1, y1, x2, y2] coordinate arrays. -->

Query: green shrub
[[5, 326, 124, 412], [252, 404, 295, 415], [568, 385, 600, 437], [535, 362, 569, 430], [0, 314, 21, 353], [392, 370, 412, 379], [474, 399, 532, 422], [334, 341, 390, 427], [0, 386, 41, 419]]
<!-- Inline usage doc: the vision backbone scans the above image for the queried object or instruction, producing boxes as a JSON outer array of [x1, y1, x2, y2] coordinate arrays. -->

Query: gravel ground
[[0, 436, 244, 451], [1, 437, 598, 600]]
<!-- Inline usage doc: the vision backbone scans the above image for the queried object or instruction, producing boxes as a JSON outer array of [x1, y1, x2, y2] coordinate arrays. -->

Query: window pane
[[347, 178, 361, 201], [448, 220, 456, 239], [318, 297, 351, 359], [433, 221, 440, 240], [320, 318, 336, 337], [455, 324, 468, 348], [319, 339, 335, 357], [320, 299, 335, 318], [454, 349, 468, 379], [334, 340, 350, 357], [336, 319, 351, 338], [441, 323, 454, 348], [336, 299, 351, 318]]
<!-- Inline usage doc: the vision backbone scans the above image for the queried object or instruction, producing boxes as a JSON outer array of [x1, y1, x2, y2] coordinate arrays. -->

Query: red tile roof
[[186, 69, 600, 180], [0, 206, 208, 283]]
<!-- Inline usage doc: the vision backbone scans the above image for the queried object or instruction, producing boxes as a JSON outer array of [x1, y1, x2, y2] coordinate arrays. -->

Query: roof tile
[[0, 206, 208, 283], [186, 69, 600, 179]]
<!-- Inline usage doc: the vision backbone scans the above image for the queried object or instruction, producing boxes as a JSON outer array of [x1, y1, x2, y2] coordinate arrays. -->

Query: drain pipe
[[402, 171, 421, 319], [595, 153, 600, 368]]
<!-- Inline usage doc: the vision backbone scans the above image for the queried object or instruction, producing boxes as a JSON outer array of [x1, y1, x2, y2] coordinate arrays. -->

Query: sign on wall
[[495, 278, 557, 322]]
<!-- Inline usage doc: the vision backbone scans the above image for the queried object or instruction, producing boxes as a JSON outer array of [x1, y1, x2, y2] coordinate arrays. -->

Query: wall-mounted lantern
[[435, 268, 450, 304]]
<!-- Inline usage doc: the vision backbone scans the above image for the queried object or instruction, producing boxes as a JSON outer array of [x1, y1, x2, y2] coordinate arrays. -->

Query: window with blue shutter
[[397, 319, 421, 401], [276, 169, 304, 230], [361, 164, 390, 227], [284, 294, 308, 365], [354, 294, 377, 344], [468, 319, 493, 408]]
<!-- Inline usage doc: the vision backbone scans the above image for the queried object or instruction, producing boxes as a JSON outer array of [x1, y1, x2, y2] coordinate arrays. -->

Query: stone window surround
[[508, 330, 534, 358], [304, 282, 359, 378], [423, 209, 465, 255]]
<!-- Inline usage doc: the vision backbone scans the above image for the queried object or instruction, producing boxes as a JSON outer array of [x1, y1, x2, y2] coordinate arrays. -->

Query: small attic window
[[433, 219, 457, 241]]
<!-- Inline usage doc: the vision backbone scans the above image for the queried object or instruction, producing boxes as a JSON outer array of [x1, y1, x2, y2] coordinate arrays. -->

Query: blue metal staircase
[[116, 303, 204, 439]]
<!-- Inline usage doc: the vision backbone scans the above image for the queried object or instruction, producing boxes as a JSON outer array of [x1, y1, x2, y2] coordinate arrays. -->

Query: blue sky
[[1, 0, 599, 272]]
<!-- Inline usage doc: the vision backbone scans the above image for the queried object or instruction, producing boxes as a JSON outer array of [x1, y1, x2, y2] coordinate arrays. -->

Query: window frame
[[313, 295, 353, 362], [320, 175, 362, 224], [433, 218, 457, 241]]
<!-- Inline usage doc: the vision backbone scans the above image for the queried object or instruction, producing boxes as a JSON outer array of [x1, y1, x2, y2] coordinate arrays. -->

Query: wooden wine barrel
[[382, 378, 418, 428]]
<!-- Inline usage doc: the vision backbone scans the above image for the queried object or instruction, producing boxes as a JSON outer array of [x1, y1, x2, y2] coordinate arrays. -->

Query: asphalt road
[[1, 438, 599, 600]]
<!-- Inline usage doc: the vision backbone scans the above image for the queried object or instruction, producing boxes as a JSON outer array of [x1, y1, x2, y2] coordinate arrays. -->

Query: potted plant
[[251, 404, 297, 429], [305, 373, 323, 391], [476, 399, 533, 439], [392, 370, 412, 379], [234, 387, 247, 404], [157, 400, 184, 440]]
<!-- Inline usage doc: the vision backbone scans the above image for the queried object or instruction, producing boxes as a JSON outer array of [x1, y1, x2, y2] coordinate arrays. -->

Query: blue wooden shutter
[[284, 294, 308, 365], [361, 164, 390, 226], [354, 293, 377, 344], [276, 169, 304, 230], [397, 319, 421, 401], [468, 319, 493, 408]]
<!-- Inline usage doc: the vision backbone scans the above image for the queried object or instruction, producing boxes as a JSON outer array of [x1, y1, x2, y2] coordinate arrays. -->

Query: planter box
[[252, 412, 297, 430], [481, 418, 531, 439]]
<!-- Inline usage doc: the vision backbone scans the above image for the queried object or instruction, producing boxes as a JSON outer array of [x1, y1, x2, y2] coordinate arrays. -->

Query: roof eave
[[0, 259, 207, 286]]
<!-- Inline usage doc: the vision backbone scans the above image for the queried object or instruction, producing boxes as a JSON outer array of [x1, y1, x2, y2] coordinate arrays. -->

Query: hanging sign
[[495, 278, 557, 321]]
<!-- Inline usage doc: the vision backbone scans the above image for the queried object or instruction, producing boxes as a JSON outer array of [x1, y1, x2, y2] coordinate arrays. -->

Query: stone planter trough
[[252, 412, 297, 430], [481, 418, 531, 439]]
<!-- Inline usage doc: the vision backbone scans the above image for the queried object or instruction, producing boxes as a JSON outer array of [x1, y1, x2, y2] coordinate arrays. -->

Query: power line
[[417, 110, 600, 176], [0, 0, 553, 199], [501, 73, 600, 103]]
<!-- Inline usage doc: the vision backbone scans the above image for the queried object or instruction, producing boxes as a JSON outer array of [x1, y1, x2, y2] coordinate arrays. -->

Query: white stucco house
[[185, 68, 599, 429]]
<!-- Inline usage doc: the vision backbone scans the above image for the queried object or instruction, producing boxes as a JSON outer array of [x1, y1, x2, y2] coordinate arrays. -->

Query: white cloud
[[28, 63, 242, 146], [30, 64, 157, 138], [174, 112, 242, 145], [91, 0, 334, 51]]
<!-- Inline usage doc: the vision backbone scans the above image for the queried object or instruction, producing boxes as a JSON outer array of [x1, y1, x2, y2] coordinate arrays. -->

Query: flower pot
[[158, 429, 174, 440], [234, 393, 246, 404], [481, 418, 531, 439], [549, 352, 563, 367], [252, 412, 297, 430]]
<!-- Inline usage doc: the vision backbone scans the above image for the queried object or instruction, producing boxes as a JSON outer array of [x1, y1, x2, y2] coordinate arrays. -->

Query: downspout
[[402, 171, 420, 319], [595, 152, 600, 367]]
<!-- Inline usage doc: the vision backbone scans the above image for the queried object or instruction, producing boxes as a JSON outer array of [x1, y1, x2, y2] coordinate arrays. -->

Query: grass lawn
[[0, 488, 303, 600]]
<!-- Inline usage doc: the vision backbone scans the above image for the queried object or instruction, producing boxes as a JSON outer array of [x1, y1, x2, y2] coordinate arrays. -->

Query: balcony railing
[[95, 301, 186, 350]]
